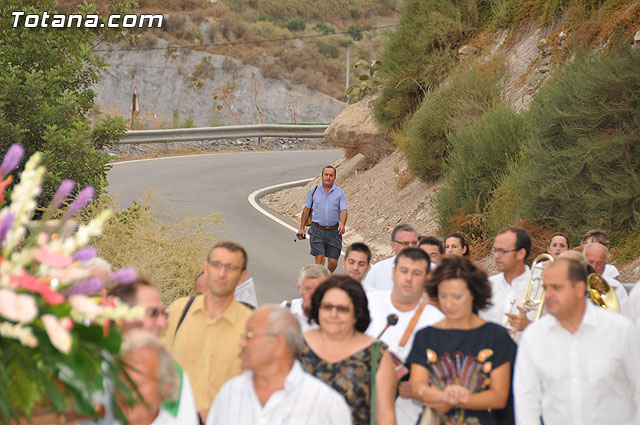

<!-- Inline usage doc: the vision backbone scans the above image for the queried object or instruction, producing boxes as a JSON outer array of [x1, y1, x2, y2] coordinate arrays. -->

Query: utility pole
[[345, 48, 350, 106]]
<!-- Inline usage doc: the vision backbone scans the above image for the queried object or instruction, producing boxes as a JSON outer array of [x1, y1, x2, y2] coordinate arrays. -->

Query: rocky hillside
[[93, 38, 345, 128]]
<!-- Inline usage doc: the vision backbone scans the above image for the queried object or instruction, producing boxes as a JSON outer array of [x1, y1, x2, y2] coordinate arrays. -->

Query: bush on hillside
[[283, 17, 306, 32], [508, 45, 640, 241], [373, 0, 492, 131], [434, 105, 528, 236], [86, 193, 224, 304], [397, 58, 506, 182]]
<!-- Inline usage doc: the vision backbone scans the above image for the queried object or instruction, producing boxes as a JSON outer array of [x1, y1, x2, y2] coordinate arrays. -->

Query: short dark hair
[[391, 224, 417, 241], [445, 233, 471, 257], [497, 226, 531, 260], [580, 229, 609, 248], [548, 232, 570, 249], [549, 258, 588, 288], [107, 278, 152, 306], [208, 240, 248, 270], [419, 236, 444, 254], [394, 247, 431, 274], [321, 165, 336, 176], [426, 256, 492, 314], [345, 242, 372, 263], [309, 275, 370, 332]]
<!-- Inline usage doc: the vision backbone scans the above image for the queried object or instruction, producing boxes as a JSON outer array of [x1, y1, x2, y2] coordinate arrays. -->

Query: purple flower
[[49, 180, 75, 211], [109, 268, 138, 284], [62, 186, 95, 220], [68, 277, 104, 295], [72, 247, 98, 262], [0, 144, 24, 179], [0, 212, 14, 246]]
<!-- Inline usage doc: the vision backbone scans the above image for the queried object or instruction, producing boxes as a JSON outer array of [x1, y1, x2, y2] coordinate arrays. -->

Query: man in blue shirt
[[297, 165, 348, 272]]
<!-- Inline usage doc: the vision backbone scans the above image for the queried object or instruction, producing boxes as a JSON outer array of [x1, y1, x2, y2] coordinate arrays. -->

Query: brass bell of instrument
[[586, 273, 620, 312]]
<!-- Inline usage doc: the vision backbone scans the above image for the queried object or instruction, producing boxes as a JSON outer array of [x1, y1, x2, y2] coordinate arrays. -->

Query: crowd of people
[[88, 165, 640, 425]]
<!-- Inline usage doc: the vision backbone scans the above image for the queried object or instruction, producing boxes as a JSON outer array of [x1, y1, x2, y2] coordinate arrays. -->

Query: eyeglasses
[[491, 248, 519, 255], [393, 240, 419, 247], [208, 260, 242, 272], [241, 330, 276, 340], [146, 307, 168, 320], [319, 302, 352, 314]]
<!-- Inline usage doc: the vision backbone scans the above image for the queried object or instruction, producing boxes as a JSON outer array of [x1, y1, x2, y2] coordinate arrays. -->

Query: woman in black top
[[407, 256, 516, 425]]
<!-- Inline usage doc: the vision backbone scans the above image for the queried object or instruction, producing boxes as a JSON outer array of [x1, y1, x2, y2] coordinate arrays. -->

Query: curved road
[[107, 150, 343, 304]]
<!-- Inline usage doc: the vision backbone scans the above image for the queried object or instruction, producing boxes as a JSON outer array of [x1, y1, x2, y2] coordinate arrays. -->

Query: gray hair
[[584, 242, 609, 262], [262, 305, 304, 356], [297, 264, 330, 286], [121, 330, 180, 402], [558, 250, 588, 266], [391, 224, 417, 241]]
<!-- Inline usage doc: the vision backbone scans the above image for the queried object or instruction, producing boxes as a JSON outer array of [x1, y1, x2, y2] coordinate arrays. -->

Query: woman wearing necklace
[[298, 275, 397, 425], [408, 256, 516, 425]]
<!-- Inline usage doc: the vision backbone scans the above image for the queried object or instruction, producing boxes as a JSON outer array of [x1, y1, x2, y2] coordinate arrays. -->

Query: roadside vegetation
[[83, 192, 224, 303], [372, 0, 640, 262]]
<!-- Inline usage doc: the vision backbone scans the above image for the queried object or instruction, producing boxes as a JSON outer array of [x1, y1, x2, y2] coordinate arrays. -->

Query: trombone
[[504, 253, 554, 329], [587, 273, 620, 312]]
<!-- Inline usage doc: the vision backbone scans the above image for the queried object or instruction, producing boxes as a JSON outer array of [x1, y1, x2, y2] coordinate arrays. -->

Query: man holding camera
[[297, 165, 347, 273]]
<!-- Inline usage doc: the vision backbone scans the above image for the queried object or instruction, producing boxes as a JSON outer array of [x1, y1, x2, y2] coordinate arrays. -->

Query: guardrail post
[[258, 136, 262, 147], [163, 142, 168, 153]]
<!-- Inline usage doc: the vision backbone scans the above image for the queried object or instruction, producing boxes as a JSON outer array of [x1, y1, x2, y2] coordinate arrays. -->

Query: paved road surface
[[107, 150, 343, 304]]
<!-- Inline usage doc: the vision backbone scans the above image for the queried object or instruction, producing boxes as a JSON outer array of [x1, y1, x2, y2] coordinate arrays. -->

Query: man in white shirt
[[363, 224, 419, 292], [480, 226, 533, 336], [280, 264, 330, 331], [514, 257, 640, 425], [584, 242, 628, 305], [365, 248, 444, 425], [342, 242, 372, 283], [206, 306, 352, 425]]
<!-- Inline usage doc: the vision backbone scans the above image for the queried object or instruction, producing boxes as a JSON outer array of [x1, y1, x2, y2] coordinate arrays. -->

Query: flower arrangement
[[0, 145, 141, 424]]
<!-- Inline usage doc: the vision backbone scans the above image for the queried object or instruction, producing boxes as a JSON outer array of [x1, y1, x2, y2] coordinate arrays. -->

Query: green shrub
[[314, 23, 335, 34], [256, 12, 272, 22], [347, 24, 363, 41], [87, 193, 224, 304], [510, 45, 640, 241], [399, 58, 506, 182], [373, 0, 491, 131], [315, 41, 340, 59], [283, 17, 306, 32], [434, 105, 528, 235]]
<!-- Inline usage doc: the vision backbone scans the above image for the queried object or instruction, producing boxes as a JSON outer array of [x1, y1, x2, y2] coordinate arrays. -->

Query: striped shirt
[[205, 360, 352, 425]]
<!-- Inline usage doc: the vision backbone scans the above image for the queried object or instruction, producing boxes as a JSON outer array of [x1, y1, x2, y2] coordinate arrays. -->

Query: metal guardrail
[[120, 124, 329, 145]]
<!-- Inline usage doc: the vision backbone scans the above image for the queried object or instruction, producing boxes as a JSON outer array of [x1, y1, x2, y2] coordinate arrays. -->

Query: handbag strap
[[370, 340, 380, 425], [398, 301, 427, 348], [310, 185, 318, 209]]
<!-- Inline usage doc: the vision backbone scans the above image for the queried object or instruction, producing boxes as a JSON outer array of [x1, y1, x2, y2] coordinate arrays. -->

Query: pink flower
[[60, 317, 74, 331], [15, 273, 65, 306], [69, 295, 103, 318], [35, 248, 73, 268], [42, 314, 72, 354], [0, 289, 38, 323]]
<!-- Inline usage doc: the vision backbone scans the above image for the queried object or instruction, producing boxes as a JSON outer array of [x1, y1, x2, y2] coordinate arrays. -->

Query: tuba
[[586, 273, 620, 312], [504, 253, 554, 328]]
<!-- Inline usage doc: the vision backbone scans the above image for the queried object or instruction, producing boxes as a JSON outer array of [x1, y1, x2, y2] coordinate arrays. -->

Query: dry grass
[[83, 192, 224, 304]]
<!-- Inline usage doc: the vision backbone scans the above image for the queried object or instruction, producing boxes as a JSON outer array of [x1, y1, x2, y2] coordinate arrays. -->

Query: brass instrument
[[586, 273, 620, 312], [521, 253, 555, 321]]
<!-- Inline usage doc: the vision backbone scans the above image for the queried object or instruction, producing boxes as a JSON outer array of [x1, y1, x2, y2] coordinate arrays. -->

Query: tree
[[0, 0, 129, 206]]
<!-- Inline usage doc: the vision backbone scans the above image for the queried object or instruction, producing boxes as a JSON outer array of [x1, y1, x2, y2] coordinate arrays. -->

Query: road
[[107, 149, 343, 304]]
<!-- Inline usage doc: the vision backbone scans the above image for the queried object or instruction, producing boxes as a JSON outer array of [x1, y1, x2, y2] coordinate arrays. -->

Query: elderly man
[[120, 331, 181, 425], [297, 165, 348, 273], [365, 248, 444, 425], [480, 226, 534, 337], [584, 242, 628, 305], [363, 224, 419, 292], [280, 264, 330, 331], [514, 258, 640, 425], [205, 306, 352, 425], [109, 279, 198, 425], [342, 242, 372, 283], [163, 241, 252, 420]]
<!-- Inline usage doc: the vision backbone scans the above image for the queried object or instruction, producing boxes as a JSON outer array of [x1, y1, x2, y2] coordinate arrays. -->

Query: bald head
[[584, 243, 608, 275]]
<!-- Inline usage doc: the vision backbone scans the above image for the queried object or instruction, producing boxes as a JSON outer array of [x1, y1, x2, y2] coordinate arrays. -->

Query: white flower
[[0, 288, 38, 323], [69, 294, 103, 319], [0, 322, 38, 348], [42, 314, 72, 354]]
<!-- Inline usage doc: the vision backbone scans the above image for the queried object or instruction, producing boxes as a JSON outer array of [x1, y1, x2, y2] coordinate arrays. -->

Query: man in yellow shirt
[[163, 241, 253, 421]]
